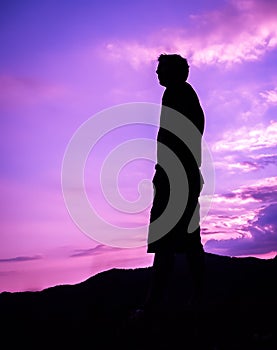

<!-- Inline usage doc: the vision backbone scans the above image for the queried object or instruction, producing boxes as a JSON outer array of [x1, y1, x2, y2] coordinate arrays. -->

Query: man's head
[[156, 54, 189, 87]]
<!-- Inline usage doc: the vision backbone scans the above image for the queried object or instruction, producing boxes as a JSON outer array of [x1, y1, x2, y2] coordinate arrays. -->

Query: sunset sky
[[1, 0, 277, 292]]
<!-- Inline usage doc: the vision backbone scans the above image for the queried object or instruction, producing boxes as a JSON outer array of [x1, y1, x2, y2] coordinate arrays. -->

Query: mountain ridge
[[1, 252, 276, 349]]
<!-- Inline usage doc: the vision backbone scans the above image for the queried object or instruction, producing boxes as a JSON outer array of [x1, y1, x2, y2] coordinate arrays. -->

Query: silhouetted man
[[142, 54, 206, 313]]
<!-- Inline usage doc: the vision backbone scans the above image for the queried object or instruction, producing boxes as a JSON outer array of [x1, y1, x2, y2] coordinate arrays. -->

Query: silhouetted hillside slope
[[1, 253, 276, 349]]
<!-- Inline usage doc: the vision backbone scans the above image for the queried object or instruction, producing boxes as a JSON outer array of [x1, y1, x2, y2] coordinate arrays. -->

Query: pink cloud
[[205, 203, 277, 257], [213, 153, 277, 174], [213, 159, 261, 173], [103, 0, 277, 67], [260, 88, 277, 104], [203, 176, 277, 256], [211, 121, 277, 152]]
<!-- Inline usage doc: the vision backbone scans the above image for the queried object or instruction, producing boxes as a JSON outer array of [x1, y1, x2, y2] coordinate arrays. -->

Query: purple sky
[[1, 0, 277, 292]]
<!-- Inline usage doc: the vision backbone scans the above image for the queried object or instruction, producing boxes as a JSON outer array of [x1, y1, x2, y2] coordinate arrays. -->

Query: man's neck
[[165, 81, 186, 89]]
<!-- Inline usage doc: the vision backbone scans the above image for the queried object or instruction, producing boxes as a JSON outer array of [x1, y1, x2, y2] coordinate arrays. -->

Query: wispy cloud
[[69, 244, 121, 257], [0, 74, 67, 108], [69, 245, 153, 275], [213, 153, 277, 174], [260, 88, 277, 104], [0, 255, 42, 263]]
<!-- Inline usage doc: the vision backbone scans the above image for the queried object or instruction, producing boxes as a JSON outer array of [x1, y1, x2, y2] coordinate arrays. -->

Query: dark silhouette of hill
[[1, 253, 276, 349]]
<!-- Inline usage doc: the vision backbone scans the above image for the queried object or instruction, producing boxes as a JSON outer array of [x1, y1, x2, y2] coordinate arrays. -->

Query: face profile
[[156, 54, 190, 87], [156, 64, 171, 87]]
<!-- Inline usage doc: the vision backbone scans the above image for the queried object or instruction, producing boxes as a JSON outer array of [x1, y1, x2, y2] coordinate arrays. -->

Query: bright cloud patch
[[210, 121, 277, 181], [104, 0, 277, 67], [203, 176, 277, 256], [212, 121, 277, 152], [260, 88, 277, 104]]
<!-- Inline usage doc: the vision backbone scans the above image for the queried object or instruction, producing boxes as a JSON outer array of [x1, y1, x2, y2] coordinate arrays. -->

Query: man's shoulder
[[183, 82, 198, 96]]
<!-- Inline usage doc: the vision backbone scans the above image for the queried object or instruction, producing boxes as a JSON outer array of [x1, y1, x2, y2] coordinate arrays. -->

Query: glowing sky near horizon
[[0, 0, 277, 292]]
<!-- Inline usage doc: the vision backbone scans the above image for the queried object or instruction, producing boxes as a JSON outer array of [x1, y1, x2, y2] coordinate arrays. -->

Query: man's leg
[[186, 231, 205, 305], [144, 251, 175, 310]]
